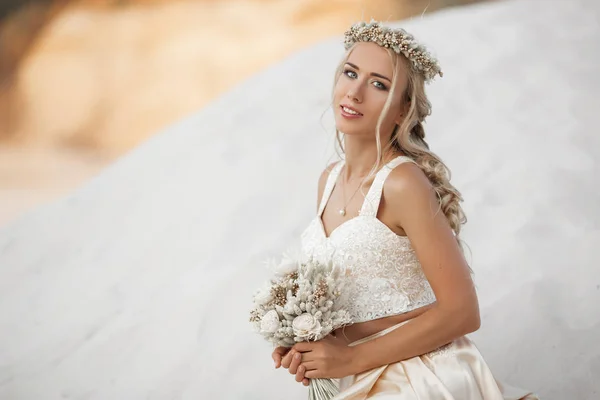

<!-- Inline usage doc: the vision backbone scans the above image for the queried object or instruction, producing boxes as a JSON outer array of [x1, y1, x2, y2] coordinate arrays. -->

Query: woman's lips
[[340, 105, 363, 119]]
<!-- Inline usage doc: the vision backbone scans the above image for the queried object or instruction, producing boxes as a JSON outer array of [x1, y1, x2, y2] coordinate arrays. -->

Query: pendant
[[338, 208, 346, 216]]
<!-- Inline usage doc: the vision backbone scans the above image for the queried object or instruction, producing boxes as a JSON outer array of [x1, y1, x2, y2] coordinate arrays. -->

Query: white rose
[[292, 313, 322, 340], [274, 260, 298, 277], [260, 310, 281, 334], [254, 285, 274, 305]]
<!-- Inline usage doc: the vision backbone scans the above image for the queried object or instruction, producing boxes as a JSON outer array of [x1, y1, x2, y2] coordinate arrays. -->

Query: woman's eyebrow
[[345, 62, 391, 82]]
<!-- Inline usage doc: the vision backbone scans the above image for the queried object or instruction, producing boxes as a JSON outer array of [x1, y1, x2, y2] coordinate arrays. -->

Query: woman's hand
[[273, 346, 310, 386], [292, 334, 356, 379], [280, 347, 310, 386], [272, 346, 289, 369]]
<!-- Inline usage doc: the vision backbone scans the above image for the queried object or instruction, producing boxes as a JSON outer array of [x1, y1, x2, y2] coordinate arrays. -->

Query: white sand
[[0, 147, 110, 227], [0, 0, 599, 398]]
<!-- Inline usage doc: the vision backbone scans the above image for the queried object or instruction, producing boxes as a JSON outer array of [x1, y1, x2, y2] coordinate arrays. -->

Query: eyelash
[[343, 69, 388, 91]]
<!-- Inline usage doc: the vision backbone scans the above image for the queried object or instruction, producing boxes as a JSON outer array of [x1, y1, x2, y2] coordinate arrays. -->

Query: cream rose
[[260, 310, 280, 334], [292, 313, 322, 340]]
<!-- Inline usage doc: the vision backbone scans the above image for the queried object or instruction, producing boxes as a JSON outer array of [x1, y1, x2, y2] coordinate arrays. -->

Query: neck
[[341, 136, 400, 184]]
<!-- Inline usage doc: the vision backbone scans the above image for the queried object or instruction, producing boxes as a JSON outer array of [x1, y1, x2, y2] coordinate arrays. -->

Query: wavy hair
[[331, 44, 467, 251]]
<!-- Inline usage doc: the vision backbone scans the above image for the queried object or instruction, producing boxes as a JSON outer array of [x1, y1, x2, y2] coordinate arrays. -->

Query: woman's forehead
[[346, 42, 395, 76]]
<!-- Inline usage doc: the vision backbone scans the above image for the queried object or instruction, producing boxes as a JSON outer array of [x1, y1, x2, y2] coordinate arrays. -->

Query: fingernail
[[295, 353, 301, 360]]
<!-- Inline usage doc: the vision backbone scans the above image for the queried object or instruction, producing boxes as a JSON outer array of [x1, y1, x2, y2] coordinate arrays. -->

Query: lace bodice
[[300, 156, 436, 324]]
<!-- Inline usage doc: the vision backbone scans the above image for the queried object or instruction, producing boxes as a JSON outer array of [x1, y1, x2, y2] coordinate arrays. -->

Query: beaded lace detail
[[300, 156, 436, 324]]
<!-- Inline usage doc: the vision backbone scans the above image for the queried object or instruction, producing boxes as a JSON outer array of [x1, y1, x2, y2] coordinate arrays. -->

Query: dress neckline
[[315, 214, 411, 241], [317, 155, 413, 240]]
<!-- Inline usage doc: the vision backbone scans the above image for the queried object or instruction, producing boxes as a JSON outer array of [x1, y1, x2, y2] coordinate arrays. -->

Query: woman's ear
[[394, 107, 406, 125], [394, 99, 410, 125]]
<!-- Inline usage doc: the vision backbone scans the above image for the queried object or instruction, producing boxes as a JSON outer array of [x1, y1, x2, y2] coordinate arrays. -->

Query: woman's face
[[333, 42, 408, 139]]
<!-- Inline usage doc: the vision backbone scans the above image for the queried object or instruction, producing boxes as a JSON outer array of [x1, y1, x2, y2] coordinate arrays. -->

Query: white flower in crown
[[260, 310, 281, 334], [292, 313, 323, 340], [343, 19, 443, 82]]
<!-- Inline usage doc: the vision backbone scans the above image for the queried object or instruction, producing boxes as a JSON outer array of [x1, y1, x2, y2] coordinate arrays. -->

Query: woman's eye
[[373, 81, 387, 90], [344, 69, 357, 79]]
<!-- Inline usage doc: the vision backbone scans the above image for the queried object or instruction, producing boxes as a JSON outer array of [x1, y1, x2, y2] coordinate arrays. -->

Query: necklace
[[338, 166, 364, 217]]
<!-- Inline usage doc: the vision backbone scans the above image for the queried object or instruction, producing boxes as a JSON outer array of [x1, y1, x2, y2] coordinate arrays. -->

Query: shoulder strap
[[359, 156, 415, 217], [317, 160, 345, 217]]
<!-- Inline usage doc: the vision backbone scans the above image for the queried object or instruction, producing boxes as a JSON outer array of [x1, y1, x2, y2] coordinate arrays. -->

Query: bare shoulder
[[316, 161, 340, 210], [384, 161, 434, 202], [383, 161, 440, 223]]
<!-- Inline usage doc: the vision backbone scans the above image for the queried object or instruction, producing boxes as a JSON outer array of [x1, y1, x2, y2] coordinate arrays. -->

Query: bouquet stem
[[308, 378, 339, 400]]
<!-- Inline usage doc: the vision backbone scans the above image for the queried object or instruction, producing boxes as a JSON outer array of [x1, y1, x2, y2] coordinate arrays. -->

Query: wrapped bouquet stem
[[307, 377, 339, 400], [250, 250, 352, 400]]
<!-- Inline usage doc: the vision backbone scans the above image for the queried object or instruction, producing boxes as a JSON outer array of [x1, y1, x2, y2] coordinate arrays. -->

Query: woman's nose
[[346, 83, 363, 103]]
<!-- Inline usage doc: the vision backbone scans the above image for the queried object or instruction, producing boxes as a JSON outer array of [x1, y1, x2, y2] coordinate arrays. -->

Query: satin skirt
[[333, 321, 538, 400]]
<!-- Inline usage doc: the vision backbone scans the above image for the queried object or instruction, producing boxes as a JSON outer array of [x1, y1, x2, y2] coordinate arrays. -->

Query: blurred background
[[0, 0, 485, 226]]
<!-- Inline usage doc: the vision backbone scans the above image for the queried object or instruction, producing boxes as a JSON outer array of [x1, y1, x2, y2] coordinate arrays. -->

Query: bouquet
[[249, 250, 352, 400]]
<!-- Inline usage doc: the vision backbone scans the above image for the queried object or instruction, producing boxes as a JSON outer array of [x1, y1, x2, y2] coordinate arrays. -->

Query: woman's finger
[[272, 347, 289, 368], [303, 378, 310, 387], [300, 360, 318, 370], [281, 350, 295, 369], [272, 346, 288, 357], [304, 369, 322, 379], [295, 365, 306, 383], [288, 352, 302, 374]]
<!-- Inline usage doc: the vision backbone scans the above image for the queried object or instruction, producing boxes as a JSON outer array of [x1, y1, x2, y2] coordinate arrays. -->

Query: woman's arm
[[350, 162, 480, 373], [295, 162, 480, 379]]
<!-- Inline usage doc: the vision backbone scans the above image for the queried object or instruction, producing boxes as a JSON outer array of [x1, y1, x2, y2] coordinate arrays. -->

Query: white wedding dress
[[300, 156, 537, 399], [0, 0, 599, 399]]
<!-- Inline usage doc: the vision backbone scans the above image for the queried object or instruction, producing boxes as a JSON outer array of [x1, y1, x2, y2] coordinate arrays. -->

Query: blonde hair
[[331, 45, 467, 250]]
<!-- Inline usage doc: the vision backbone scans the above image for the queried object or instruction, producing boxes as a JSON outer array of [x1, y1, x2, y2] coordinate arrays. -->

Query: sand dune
[[0, 0, 480, 226], [6, 0, 464, 152], [0, 0, 598, 398]]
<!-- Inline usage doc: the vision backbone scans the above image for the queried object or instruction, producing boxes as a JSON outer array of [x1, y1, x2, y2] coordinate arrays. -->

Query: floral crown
[[343, 20, 443, 82]]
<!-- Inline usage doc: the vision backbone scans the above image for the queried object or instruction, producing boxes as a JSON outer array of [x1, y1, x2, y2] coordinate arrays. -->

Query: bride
[[271, 21, 538, 399]]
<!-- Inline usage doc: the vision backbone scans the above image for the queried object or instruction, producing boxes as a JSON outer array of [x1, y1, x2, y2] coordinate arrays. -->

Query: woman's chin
[[334, 121, 366, 136], [336, 127, 366, 137]]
